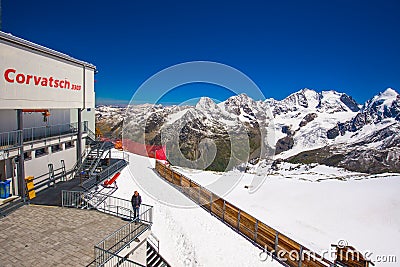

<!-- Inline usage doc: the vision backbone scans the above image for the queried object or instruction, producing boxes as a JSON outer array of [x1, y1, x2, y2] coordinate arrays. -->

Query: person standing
[[131, 191, 142, 221]]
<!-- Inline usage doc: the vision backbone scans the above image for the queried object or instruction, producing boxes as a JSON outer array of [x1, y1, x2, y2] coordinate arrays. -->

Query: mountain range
[[96, 88, 400, 173]]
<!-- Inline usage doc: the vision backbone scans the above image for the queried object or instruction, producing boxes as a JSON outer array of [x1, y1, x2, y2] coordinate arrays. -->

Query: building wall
[[0, 36, 95, 110], [24, 142, 77, 179]]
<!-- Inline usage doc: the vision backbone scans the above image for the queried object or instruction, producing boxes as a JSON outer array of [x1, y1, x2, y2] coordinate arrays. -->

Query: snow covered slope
[[111, 151, 281, 267], [174, 163, 400, 266]]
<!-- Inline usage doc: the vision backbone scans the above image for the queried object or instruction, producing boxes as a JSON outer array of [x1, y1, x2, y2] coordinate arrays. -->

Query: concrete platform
[[0, 205, 127, 266]]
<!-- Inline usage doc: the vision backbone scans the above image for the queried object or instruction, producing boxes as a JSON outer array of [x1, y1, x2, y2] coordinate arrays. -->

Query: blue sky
[[2, 0, 400, 105]]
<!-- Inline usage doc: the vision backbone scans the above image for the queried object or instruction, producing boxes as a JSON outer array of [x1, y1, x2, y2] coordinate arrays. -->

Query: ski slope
[[110, 151, 282, 267], [174, 164, 400, 266]]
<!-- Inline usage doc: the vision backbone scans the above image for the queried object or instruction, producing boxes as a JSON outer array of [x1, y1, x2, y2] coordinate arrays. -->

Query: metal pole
[[274, 231, 279, 254], [16, 109, 26, 200], [77, 108, 82, 165], [298, 246, 303, 267]]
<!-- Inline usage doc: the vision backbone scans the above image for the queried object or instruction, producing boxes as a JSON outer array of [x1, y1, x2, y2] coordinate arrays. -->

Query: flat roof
[[0, 31, 96, 70], [0, 205, 127, 266]]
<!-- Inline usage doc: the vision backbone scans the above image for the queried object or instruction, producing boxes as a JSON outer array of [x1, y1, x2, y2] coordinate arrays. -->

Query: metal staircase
[[146, 240, 171, 267], [75, 141, 114, 179]]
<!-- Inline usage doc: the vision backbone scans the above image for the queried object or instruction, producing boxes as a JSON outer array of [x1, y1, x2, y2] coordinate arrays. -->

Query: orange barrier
[[104, 172, 121, 186]]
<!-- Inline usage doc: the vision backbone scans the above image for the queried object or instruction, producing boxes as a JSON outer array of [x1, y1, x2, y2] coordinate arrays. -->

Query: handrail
[[92, 246, 146, 267], [61, 190, 153, 223], [81, 159, 128, 190], [94, 222, 150, 266], [0, 122, 89, 148], [84, 123, 98, 142], [0, 130, 22, 150], [22, 121, 88, 143], [61, 190, 151, 267], [68, 148, 89, 180], [88, 142, 109, 176], [94, 192, 153, 223]]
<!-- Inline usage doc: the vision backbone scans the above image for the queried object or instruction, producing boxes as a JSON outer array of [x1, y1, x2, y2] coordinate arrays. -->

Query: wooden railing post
[[198, 186, 201, 205], [209, 193, 213, 213], [222, 200, 226, 222], [237, 210, 241, 232], [274, 231, 279, 255]]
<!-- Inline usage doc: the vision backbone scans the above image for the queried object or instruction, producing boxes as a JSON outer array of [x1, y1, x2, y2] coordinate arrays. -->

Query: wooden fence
[[155, 160, 335, 267]]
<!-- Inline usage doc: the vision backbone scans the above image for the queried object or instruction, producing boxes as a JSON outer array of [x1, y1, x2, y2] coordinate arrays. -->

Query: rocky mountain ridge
[[96, 88, 400, 173]]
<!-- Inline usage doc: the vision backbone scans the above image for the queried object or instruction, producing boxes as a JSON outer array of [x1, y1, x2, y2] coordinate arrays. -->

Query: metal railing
[[84, 123, 98, 142], [23, 121, 88, 143], [0, 122, 88, 152], [61, 190, 90, 209], [0, 130, 22, 150], [94, 221, 150, 266], [61, 191, 154, 267], [61, 191, 153, 224], [95, 193, 153, 223], [27, 161, 67, 198], [88, 142, 113, 177], [81, 159, 128, 190], [91, 247, 145, 267], [67, 149, 89, 180]]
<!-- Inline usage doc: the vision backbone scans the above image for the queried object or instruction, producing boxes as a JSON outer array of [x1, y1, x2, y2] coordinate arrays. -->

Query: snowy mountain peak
[[282, 88, 320, 108], [195, 97, 218, 111], [362, 88, 399, 117], [369, 88, 399, 106], [224, 93, 255, 105]]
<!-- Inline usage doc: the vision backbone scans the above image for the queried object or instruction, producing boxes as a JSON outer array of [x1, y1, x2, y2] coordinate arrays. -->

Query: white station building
[[0, 31, 96, 198], [0, 31, 170, 267]]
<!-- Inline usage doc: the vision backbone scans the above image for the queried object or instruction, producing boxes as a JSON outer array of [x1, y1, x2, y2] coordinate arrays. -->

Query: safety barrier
[[95, 192, 153, 223], [61, 190, 154, 266], [61, 190, 90, 209], [155, 161, 334, 267], [81, 158, 128, 190], [0, 130, 21, 151], [61, 190, 153, 223], [22, 121, 88, 143], [91, 247, 145, 267]]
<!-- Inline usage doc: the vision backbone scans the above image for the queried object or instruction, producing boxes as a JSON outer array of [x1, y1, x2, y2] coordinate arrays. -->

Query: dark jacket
[[131, 194, 142, 207]]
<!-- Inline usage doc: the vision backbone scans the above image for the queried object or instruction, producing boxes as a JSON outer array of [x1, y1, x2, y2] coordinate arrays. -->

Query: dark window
[[35, 147, 48, 158], [65, 141, 75, 149], [51, 144, 62, 153], [24, 151, 32, 161]]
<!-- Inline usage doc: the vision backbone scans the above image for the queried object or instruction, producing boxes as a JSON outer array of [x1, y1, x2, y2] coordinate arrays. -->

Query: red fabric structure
[[122, 139, 166, 160]]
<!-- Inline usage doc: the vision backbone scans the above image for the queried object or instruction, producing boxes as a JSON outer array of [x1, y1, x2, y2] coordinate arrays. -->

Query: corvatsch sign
[[4, 68, 82, 90], [0, 37, 95, 109]]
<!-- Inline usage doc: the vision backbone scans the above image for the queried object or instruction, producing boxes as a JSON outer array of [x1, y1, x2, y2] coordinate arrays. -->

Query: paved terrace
[[0, 205, 127, 267]]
